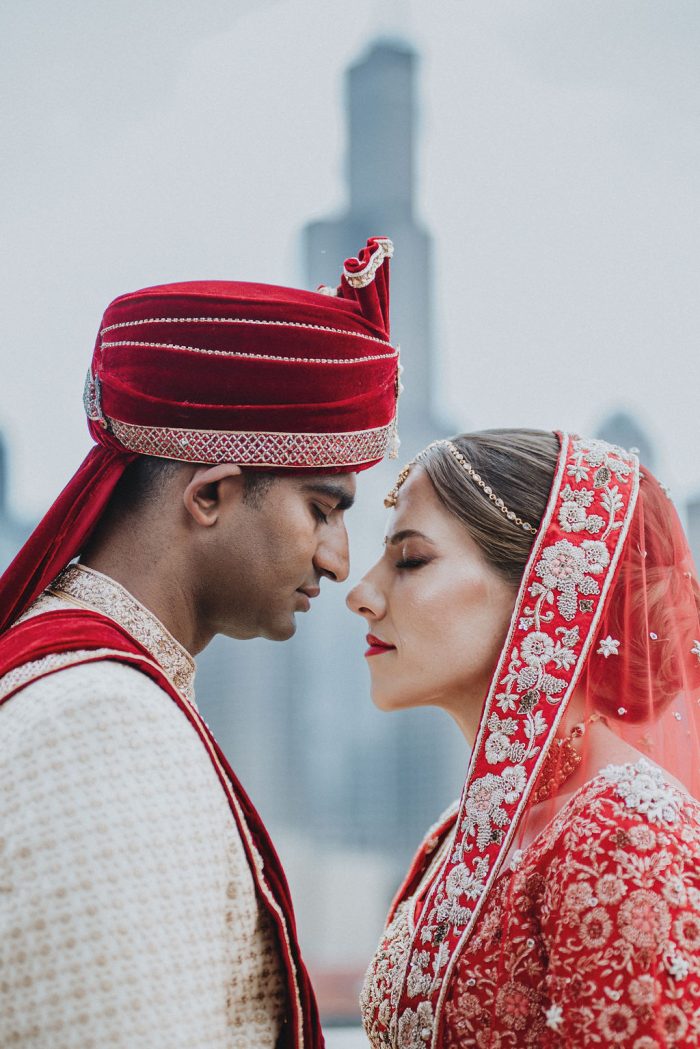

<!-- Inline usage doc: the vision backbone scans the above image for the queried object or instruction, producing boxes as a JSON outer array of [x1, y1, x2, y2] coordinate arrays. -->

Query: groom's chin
[[261, 616, 297, 642]]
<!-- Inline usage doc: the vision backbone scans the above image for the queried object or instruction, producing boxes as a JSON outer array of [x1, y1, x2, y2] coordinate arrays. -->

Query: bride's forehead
[[390, 466, 440, 510], [383, 470, 455, 538]]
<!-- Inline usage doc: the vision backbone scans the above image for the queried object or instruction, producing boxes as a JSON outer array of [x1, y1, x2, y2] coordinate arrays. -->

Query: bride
[[348, 430, 700, 1048]]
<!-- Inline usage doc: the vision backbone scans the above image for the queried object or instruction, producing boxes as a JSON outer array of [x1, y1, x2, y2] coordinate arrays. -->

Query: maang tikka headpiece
[[384, 439, 538, 536]]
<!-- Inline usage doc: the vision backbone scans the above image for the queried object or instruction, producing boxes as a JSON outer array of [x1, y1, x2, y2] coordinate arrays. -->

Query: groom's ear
[[183, 464, 244, 527]]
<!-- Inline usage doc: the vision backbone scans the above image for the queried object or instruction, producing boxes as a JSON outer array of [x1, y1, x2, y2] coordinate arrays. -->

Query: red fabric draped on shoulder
[[0, 446, 136, 634]]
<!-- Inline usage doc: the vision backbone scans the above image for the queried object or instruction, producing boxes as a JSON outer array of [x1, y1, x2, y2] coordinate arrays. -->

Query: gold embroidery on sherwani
[[37, 563, 197, 702]]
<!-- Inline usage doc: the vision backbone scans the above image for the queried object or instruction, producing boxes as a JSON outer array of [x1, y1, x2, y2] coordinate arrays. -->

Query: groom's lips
[[365, 633, 396, 657], [296, 585, 320, 612]]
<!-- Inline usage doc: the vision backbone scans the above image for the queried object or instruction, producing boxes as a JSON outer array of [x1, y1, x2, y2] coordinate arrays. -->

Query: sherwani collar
[[46, 564, 196, 703]]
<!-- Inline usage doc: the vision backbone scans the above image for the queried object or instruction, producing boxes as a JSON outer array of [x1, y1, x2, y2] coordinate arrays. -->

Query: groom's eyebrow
[[384, 529, 435, 546], [301, 482, 355, 512]]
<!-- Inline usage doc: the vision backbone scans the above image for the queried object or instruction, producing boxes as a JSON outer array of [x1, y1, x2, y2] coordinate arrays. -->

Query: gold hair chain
[[385, 439, 538, 536]]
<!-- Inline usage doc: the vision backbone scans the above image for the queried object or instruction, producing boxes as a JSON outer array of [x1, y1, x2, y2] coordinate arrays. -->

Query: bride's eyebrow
[[384, 529, 435, 546]]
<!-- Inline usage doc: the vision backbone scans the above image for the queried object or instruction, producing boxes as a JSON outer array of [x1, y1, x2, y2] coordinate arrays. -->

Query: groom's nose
[[314, 524, 350, 583]]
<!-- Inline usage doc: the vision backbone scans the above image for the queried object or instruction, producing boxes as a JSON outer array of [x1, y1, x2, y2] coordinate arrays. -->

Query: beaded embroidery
[[601, 758, 681, 825], [361, 763, 700, 1048], [101, 338, 398, 365], [108, 417, 395, 468], [100, 314, 396, 350], [343, 237, 394, 288], [43, 565, 196, 702]]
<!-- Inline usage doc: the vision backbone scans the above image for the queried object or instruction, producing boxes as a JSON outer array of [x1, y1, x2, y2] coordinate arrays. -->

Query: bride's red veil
[[371, 432, 700, 1047]]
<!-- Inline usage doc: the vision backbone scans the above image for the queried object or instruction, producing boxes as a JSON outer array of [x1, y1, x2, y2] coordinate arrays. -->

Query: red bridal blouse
[[361, 760, 700, 1048]]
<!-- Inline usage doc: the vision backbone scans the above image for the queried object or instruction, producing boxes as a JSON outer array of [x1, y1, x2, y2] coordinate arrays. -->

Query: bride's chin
[[370, 688, 415, 713]]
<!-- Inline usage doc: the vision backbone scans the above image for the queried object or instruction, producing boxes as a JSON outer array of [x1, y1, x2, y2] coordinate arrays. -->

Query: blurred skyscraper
[[299, 37, 464, 858], [305, 40, 434, 437], [0, 435, 31, 571], [196, 43, 467, 987], [597, 411, 656, 469], [686, 494, 700, 571]]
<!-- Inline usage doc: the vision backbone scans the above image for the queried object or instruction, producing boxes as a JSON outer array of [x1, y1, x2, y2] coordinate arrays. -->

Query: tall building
[[305, 40, 434, 438], [196, 39, 467, 988], [0, 433, 32, 571], [597, 410, 656, 469], [299, 37, 464, 862], [687, 494, 700, 572]]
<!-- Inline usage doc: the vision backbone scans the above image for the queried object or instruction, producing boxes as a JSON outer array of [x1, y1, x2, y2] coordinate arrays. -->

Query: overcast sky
[[2, 0, 699, 520]]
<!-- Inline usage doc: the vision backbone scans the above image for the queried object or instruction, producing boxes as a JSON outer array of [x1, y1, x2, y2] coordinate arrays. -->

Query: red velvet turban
[[0, 237, 398, 632]]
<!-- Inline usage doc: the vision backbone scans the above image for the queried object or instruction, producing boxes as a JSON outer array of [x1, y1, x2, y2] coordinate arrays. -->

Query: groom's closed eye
[[302, 482, 355, 513]]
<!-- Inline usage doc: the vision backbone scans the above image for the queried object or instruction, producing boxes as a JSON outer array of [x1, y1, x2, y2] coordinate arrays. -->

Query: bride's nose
[[346, 572, 385, 620]]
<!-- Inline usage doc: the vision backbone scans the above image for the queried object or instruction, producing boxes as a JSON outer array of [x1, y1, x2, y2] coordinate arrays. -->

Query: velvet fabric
[[0, 237, 397, 632], [0, 447, 136, 633], [0, 609, 324, 1049], [93, 241, 396, 437]]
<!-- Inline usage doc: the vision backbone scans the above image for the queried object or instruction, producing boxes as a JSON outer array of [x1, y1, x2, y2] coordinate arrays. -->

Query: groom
[[0, 238, 397, 1049]]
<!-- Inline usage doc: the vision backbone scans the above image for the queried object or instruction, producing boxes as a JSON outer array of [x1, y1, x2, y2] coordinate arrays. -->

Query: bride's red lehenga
[[361, 435, 700, 1048]]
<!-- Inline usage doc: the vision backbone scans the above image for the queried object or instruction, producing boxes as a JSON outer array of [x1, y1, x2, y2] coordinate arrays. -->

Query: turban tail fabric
[[0, 237, 399, 632]]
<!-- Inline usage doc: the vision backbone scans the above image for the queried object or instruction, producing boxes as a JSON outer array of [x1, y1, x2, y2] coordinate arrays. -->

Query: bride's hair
[[419, 428, 700, 719], [417, 429, 559, 587]]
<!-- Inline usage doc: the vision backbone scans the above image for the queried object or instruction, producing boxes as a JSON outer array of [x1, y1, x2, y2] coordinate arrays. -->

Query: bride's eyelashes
[[395, 556, 431, 570]]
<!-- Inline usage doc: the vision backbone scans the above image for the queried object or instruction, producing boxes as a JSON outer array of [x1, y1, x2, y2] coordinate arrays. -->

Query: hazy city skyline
[[2, 1, 700, 523]]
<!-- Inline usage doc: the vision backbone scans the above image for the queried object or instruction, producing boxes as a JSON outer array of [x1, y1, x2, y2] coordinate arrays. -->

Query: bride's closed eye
[[395, 553, 432, 570]]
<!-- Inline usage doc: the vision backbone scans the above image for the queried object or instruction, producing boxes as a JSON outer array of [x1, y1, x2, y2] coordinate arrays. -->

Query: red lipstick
[[365, 633, 396, 657]]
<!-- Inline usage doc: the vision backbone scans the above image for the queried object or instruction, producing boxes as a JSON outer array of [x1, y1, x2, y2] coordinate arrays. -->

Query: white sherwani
[[0, 565, 286, 1049]]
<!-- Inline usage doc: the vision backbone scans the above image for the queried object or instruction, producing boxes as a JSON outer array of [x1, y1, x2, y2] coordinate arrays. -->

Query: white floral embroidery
[[558, 484, 605, 534], [544, 1002, 564, 1031], [691, 640, 700, 662], [509, 848, 524, 871], [364, 439, 640, 1048], [483, 714, 527, 765], [520, 630, 554, 665], [485, 730, 512, 764], [529, 540, 610, 623], [445, 857, 490, 906], [568, 439, 633, 485], [665, 946, 690, 981], [566, 440, 632, 539], [597, 635, 620, 658], [406, 952, 433, 998], [397, 1002, 434, 1047], [496, 626, 579, 718], [601, 759, 681, 825], [460, 766, 527, 850]]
